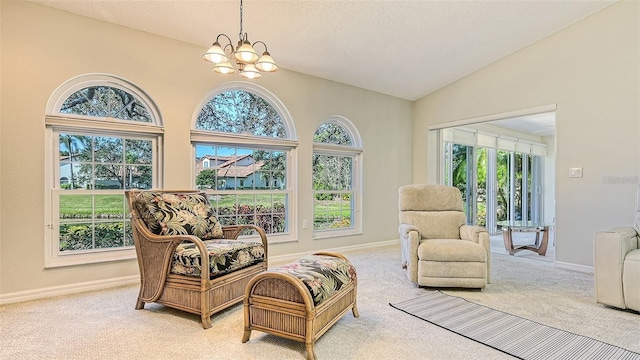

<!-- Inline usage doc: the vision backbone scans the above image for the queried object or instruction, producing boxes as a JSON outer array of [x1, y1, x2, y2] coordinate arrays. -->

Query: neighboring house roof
[[196, 155, 265, 179]]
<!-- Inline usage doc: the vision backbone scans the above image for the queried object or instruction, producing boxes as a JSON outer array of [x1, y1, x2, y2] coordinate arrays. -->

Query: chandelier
[[202, 0, 278, 79]]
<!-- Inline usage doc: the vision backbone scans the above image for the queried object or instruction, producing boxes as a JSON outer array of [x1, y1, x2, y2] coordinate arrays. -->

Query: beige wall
[[414, 1, 640, 267], [0, 2, 413, 296]]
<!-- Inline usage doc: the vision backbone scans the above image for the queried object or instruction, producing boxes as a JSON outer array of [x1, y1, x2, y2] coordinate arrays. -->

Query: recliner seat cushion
[[419, 261, 487, 279], [418, 239, 487, 262]]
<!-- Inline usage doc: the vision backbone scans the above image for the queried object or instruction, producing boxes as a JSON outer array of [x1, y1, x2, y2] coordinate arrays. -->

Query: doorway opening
[[429, 109, 556, 261]]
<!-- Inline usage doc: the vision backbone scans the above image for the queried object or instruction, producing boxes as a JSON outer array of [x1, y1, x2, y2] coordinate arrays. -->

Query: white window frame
[[44, 74, 163, 268], [313, 116, 363, 239], [191, 82, 298, 244]]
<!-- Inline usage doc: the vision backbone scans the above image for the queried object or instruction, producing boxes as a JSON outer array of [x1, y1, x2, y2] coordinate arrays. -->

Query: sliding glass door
[[441, 128, 544, 234]]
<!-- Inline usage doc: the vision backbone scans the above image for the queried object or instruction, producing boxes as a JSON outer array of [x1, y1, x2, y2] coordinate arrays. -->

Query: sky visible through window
[[196, 146, 250, 158]]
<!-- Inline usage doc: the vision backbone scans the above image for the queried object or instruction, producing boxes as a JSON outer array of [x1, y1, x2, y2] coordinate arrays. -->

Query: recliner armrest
[[594, 227, 638, 309], [399, 223, 419, 238], [460, 225, 486, 243], [460, 224, 491, 284], [595, 227, 639, 257], [399, 223, 420, 284]]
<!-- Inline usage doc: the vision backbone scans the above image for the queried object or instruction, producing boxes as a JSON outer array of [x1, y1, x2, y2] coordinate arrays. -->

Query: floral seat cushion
[[171, 239, 265, 279], [276, 254, 357, 306], [134, 191, 224, 240]]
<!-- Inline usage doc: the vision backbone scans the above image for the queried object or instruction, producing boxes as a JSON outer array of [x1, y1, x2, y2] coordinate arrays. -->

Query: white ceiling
[[492, 112, 556, 137], [28, 0, 613, 134]]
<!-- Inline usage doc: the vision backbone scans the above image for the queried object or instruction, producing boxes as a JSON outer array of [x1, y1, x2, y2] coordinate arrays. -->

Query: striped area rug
[[390, 291, 640, 360]]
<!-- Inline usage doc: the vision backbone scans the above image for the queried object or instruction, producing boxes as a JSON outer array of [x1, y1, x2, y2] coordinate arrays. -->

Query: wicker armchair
[[125, 190, 268, 328]]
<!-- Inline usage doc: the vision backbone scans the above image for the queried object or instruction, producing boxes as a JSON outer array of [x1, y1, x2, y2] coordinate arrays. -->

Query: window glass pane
[[60, 194, 92, 220], [95, 222, 125, 248], [60, 86, 152, 122], [59, 163, 87, 190], [195, 90, 285, 138], [313, 192, 353, 230], [95, 195, 124, 220], [314, 123, 352, 145], [195, 143, 289, 235], [59, 222, 94, 251], [313, 153, 355, 231], [340, 157, 353, 190], [56, 134, 154, 254], [94, 136, 123, 163], [126, 165, 152, 189], [95, 164, 124, 189], [272, 171, 286, 190], [126, 139, 152, 164]]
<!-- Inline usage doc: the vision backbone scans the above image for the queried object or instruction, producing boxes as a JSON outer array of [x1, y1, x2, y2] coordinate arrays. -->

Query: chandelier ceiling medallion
[[202, 0, 278, 79]]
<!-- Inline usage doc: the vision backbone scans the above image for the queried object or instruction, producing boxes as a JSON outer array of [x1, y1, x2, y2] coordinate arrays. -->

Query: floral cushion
[[171, 239, 265, 279], [276, 254, 357, 306], [134, 191, 223, 239]]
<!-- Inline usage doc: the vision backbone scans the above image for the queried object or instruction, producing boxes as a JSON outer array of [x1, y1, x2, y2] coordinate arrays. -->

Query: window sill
[[313, 229, 362, 240], [45, 247, 137, 268]]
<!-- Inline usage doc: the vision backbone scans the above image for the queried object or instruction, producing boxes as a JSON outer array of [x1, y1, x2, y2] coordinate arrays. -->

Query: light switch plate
[[569, 167, 583, 178]]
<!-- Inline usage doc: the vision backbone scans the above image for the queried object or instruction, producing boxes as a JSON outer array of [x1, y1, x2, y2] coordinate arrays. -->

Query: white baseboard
[[0, 240, 400, 305], [0, 275, 140, 305], [554, 260, 594, 274]]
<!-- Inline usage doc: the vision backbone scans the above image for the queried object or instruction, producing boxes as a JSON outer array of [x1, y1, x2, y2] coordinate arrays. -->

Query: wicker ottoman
[[242, 251, 359, 360]]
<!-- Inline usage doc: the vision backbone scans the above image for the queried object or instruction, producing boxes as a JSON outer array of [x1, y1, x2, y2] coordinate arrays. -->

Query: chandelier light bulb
[[212, 60, 236, 74], [255, 51, 278, 72], [202, 42, 228, 64], [235, 40, 259, 63], [240, 63, 262, 79]]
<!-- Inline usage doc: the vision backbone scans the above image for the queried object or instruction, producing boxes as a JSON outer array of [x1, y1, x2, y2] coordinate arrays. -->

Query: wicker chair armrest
[[130, 216, 211, 301], [221, 224, 269, 262]]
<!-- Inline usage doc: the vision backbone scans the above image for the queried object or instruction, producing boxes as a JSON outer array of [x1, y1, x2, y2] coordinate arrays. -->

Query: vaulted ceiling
[[29, 0, 615, 102], [28, 1, 617, 136]]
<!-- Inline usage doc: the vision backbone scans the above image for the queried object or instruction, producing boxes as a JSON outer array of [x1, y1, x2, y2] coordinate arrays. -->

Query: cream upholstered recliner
[[398, 184, 491, 289], [593, 187, 640, 312]]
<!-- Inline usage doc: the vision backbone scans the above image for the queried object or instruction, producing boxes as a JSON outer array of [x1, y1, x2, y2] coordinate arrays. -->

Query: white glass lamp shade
[[202, 42, 228, 64], [235, 40, 259, 63], [255, 51, 278, 72], [212, 60, 236, 74], [239, 63, 262, 79]]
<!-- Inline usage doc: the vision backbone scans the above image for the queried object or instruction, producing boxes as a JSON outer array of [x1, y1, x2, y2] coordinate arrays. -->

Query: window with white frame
[[192, 83, 297, 242], [313, 117, 362, 237], [45, 74, 163, 267]]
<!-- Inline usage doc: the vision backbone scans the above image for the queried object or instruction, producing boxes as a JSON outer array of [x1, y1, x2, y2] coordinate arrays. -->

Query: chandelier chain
[[239, 0, 244, 40]]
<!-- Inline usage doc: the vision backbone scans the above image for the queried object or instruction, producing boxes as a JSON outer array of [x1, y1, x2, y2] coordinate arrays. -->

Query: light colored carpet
[[1, 244, 638, 360]]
